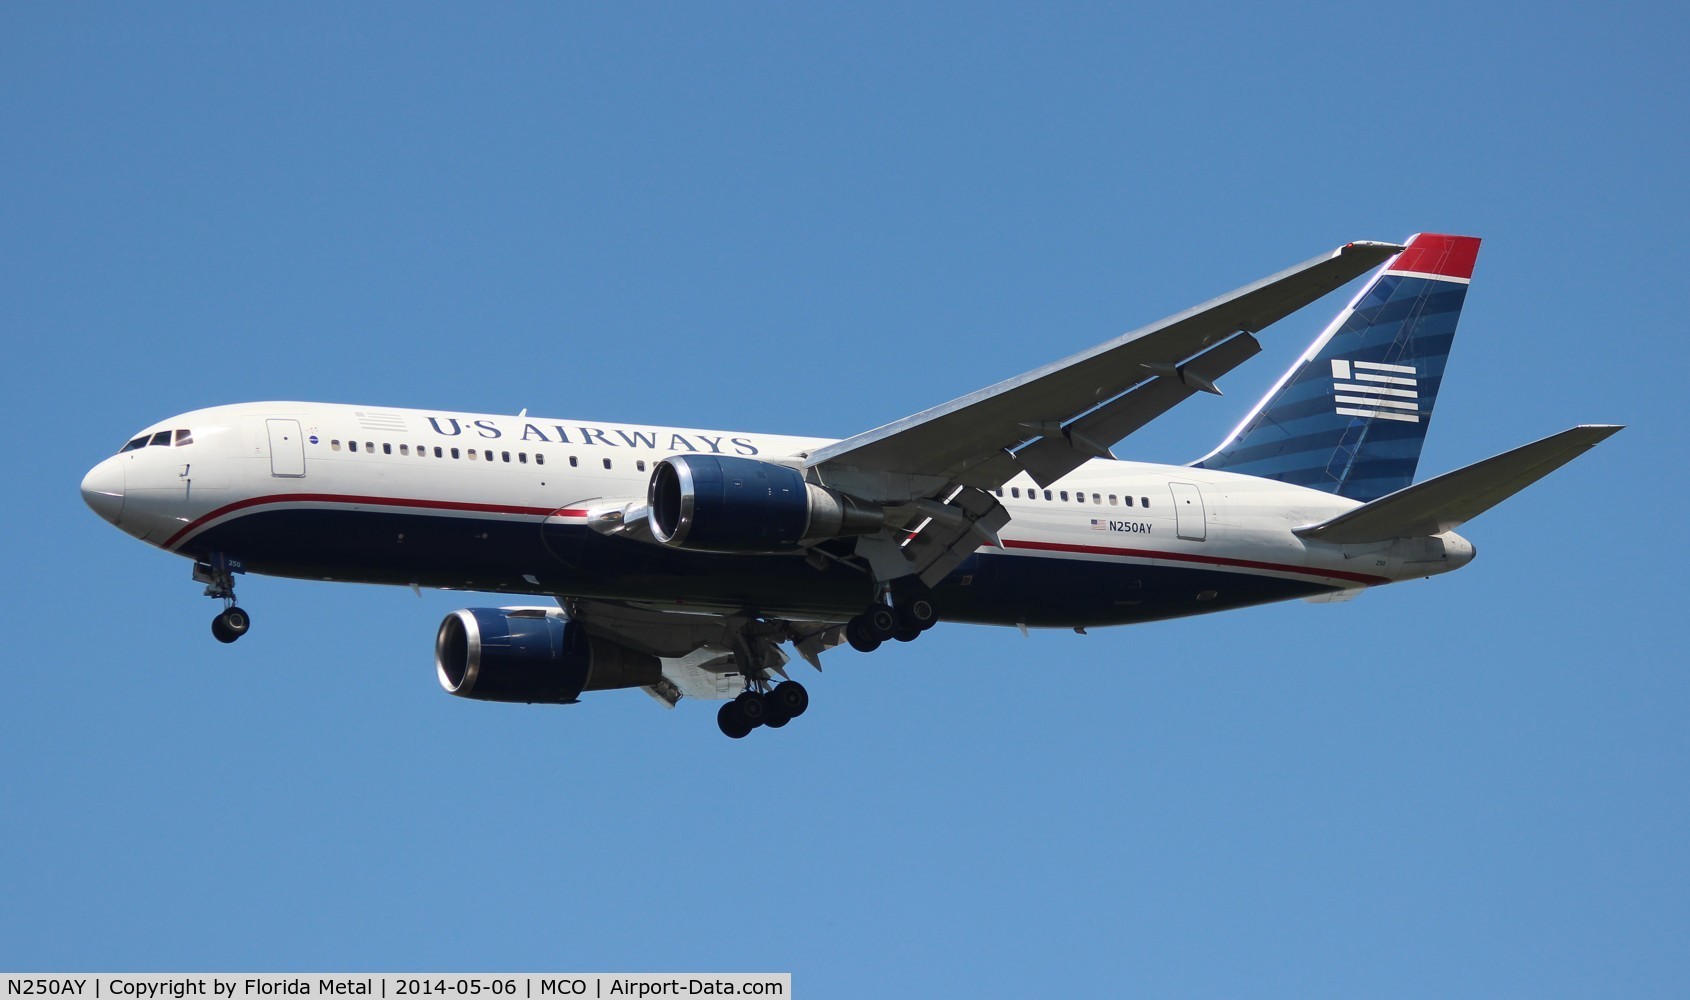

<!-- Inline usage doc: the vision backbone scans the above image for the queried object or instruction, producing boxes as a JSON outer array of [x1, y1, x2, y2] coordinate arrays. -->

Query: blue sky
[[3, 3, 1686, 996]]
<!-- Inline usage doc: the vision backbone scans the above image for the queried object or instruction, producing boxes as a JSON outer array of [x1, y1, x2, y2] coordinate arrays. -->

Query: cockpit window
[[120, 428, 195, 453]]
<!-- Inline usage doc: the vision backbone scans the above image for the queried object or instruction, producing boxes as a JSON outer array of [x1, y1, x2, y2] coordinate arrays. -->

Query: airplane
[[80, 233, 1620, 738]]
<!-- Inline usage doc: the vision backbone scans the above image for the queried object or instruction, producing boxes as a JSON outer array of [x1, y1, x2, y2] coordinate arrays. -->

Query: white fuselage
[[81, 401, 1474, 628]]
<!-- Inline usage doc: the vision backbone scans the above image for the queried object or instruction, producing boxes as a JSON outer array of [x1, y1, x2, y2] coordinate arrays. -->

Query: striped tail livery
[[1194, 233, 1480, 502]]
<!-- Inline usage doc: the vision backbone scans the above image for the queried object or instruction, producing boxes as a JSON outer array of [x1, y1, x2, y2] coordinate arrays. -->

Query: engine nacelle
[[647, 454, 882, 552], [435, 608, 661, 704]]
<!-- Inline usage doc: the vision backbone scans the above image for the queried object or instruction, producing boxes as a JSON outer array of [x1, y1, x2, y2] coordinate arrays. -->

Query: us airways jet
[[81, 234, 1619, 737]]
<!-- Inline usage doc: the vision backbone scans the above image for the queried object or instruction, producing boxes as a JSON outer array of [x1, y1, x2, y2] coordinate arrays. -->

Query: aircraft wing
[[556, 596, 846, 706], [804, 240, 1404, 491]]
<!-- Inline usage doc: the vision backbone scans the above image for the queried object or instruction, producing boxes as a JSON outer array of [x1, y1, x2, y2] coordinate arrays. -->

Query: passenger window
[[1141, 497, 1150, 508], [486, 450, 494, 462], [1011, 487, 1020, 498], [451, 448, 460, 459], [603, 458, 612, 470], [400, 444, 409, 456], [1043, 490, 1052, 501], [636, 459, 646, 472], [1060, 491, 1069, 502], [382, 443, 392, 455], [1108, 494, 1118, 505], [569, 456, 578, 468], [149, 431, 172, 448], [366, 442, 375, 453], [536, 454, 545, 466], [174, 429, 193, 446], [469, 449, 478, 460], [434, 446, 443, 458], [1092, 493, 1101, 504], [331, 440, 342, 452], [502, 451, 511, 463], [1125, 496, 1133, 507], [349, 441, 359, 453]]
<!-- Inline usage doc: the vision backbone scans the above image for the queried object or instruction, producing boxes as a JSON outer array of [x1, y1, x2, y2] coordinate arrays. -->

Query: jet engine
[[435, 607, 660, 704], [647, 454, 882, 552]]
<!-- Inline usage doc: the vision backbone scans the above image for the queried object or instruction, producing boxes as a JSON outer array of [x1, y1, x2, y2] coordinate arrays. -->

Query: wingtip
[[1577, 423, 1625, 440], [1341, 240, 1407, 255]]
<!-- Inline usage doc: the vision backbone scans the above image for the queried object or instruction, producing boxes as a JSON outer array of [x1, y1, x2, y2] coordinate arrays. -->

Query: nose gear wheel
[[196, 554, 253, 644]]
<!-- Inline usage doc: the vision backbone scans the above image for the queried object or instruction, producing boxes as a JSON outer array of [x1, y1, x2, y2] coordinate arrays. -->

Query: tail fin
[[1192, 233, 1480, 502]]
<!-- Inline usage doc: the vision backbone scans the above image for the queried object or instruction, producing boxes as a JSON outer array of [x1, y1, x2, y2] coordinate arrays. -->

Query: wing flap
[[1293, 425, 1622, 544], [557, 597, 847, 704], [1015, 332, 1262, 487]]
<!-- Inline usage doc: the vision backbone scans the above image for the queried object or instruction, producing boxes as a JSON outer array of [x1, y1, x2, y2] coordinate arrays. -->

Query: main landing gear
[[843, 594, 937, 653], [195, 556, 251, 644], [714, 594, 935, 736], [717, 680, 810, 739]]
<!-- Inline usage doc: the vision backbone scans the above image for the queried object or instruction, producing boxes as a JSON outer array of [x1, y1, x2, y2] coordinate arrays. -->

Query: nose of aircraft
[[81, 457, 125, 524]]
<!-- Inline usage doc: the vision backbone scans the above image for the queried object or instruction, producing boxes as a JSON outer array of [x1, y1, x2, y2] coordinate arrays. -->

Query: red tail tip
[[1389, 233, 1481, 280]]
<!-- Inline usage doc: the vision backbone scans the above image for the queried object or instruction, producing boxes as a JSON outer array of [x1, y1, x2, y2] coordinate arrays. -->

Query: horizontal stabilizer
[[1294, 425, 1622, 543]]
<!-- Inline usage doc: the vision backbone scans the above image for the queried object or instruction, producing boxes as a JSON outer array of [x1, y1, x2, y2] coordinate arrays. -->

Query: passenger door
[[1168, 481, 1206, 541], [267, 419, 306, 477]]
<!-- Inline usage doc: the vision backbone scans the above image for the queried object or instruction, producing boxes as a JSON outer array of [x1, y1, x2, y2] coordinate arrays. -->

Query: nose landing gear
[[195, 555, 251, 644], [211, 606, 251, 644]]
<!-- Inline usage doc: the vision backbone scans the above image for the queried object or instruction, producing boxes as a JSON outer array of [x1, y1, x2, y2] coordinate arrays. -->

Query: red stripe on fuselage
[[163, 493, 576, 549], [164, 493, 1385, 587], [1000, 538, 1388, 587]]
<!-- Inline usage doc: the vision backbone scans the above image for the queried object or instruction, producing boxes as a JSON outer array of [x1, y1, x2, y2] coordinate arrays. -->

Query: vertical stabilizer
[[1192, 233, 1480, 502]]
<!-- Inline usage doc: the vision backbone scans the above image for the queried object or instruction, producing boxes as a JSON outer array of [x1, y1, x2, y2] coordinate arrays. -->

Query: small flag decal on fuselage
[[1330, 359, 1420, 423]]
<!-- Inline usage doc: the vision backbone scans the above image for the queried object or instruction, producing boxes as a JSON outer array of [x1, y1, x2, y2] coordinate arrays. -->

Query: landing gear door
[[1169, 481, 1206, 541], [267, 419, 306, 477]]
